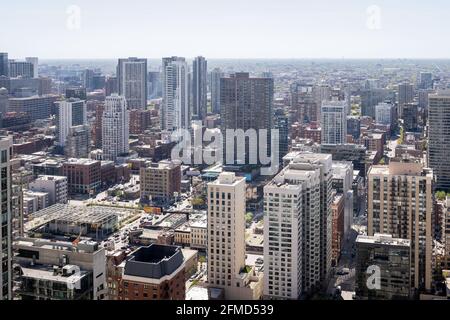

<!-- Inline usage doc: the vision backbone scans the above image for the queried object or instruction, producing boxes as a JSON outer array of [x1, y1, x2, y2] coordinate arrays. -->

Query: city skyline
[[2, 0, 450, 59]]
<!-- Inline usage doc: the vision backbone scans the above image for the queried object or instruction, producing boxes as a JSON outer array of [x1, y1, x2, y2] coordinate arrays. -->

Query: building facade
[[140, 160, 181, 204], [0, 137, 12, 300], [161, 57, 190, 132], [117, 58, 147, 110], [192, 56, 208, 120], [321, 101, 347, 145], [102, 95, 130, 162], [355, 234, 412, 300], [428, 90, 450, 191], [367, 161, 433, 292]]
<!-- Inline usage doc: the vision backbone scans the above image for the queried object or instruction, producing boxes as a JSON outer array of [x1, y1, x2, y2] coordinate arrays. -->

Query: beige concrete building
[[190, 219, 207, 250], [367, 160, 434, 292], [140, 160, 181, 204], [207, 172, 263, 300]]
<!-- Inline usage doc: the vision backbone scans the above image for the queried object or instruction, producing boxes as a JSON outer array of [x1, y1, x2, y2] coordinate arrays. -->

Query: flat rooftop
[[356, 234, 410, 247], [124, 244, 184, 279]]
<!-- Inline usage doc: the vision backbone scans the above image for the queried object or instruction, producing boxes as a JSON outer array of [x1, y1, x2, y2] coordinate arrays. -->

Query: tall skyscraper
[[321, 101, 347, 145], [367, 160, 434, 292], [210, 68, 223, 114], [0, 53, 8, 77], [192, 56, 208, 120], [207, 172, 261, 299], [398, 82, 414, 118], [102, 95, 129, 162], [265, 153, 333, 298], [25, 57, 38, 78], [220, 73, 273, 165], [117, 57, 148, 110], [428, 90, 450, 191], [161, 57, 190, 131], [55, 98, 87, 148], [0, 136, 12, 300]]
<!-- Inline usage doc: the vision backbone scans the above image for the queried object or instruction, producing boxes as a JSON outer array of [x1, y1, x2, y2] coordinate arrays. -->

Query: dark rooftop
[[124, 244, 184, 279]]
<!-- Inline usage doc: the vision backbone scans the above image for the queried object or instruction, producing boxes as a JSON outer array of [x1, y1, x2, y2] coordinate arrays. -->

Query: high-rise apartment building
[[398, 82, 414, 118], [102, 95, 129, 162], [117, 57, 148, 110], [263, 168, 304, 299], [428, 90, 450, 191], [192, 56, 208, 120], [220, 73, 273, 165], [0, 137, 12, 300], [55, 98, 87, 148], [265, 153, 333, 298], [321, 101, 347, 145], [161, 57, 190, 131], [210, 68, 223, 114], [367, 160, 433, 292], [207, 172, 263, 299]]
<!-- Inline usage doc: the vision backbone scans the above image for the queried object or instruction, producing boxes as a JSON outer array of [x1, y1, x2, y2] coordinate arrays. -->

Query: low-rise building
[[28, 175, 68, 205], [62, 158, 101, 195], [14, 237, 107, 300], [117, 245, 186, 300], [355, 234, 412, 300]]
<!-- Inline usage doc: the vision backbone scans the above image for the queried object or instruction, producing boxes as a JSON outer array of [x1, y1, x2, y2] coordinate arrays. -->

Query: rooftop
[[356, 234, 410, 247], [123, 244, 184, 279]]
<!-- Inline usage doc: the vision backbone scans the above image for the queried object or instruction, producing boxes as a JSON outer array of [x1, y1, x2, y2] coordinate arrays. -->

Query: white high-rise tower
[[102, 95, 130, 162]]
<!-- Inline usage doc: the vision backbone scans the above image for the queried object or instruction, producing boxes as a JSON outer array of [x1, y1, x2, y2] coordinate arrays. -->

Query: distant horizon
[[33, 57, 450, 62], [2, 1, 450, 60]]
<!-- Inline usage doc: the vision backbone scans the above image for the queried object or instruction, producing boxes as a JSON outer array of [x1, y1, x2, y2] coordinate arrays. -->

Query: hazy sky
[[1, 0, 449, 59]]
